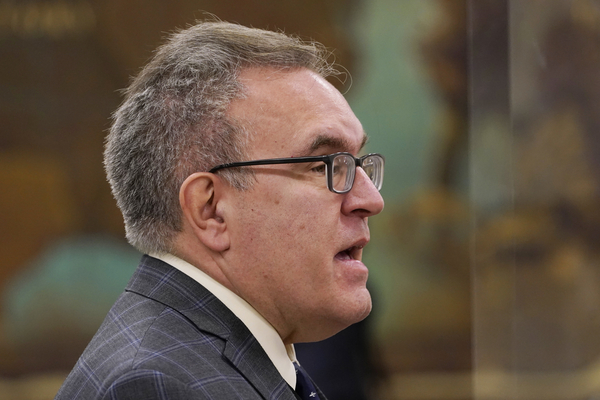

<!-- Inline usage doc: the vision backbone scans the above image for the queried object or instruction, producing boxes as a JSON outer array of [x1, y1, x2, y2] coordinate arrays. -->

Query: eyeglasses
[[209, 152, 384, 194]]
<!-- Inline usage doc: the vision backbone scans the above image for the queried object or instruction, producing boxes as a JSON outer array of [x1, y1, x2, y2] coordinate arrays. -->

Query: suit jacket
[[55, 255, 325, 400]]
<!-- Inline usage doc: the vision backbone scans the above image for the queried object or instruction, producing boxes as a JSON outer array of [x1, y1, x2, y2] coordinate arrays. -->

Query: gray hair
[[104, 20, 340, 254]]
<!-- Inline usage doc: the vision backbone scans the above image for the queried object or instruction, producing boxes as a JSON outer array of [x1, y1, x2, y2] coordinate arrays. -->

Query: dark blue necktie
[[294, 362, 321, 400]]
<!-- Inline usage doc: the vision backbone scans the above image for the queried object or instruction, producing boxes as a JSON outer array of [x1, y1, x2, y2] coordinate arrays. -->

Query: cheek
[[233, 183, 341, 263], [254, 190, 329, 232]]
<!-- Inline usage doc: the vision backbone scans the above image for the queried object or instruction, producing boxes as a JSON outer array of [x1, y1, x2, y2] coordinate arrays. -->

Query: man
[[56, 20, 384, 400]]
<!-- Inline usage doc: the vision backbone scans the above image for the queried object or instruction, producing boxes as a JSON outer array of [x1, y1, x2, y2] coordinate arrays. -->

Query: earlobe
[[180, 173, 230, 252]]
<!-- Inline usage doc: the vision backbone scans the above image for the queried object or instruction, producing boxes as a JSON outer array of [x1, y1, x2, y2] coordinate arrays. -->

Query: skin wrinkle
[[308, 133, 368, 156]]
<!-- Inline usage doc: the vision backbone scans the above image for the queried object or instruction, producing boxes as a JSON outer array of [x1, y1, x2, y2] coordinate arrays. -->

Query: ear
[[179, 172, 230, 252]]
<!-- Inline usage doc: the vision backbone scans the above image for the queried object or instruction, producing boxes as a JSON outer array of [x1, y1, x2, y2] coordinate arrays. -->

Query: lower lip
[[334, 254, 369, 276]]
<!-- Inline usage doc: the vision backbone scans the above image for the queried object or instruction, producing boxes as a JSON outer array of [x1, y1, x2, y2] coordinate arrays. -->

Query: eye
[[310, 162, 326, 175], [332, 163, 343, 175]]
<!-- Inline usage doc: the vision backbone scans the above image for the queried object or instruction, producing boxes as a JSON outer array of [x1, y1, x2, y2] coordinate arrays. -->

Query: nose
[[341, 167, 384, 217]]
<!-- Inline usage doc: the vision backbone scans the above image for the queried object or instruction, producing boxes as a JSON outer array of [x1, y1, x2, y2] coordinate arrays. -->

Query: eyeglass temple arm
[[209, 155, 330, 173]]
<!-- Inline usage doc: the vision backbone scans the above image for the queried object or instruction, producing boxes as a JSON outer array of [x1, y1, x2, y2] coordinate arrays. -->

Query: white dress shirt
[[149, 253, 297, 388]]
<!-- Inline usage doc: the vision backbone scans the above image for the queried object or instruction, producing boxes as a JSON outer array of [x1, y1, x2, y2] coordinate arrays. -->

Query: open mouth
[[335, 245, 363, 261]]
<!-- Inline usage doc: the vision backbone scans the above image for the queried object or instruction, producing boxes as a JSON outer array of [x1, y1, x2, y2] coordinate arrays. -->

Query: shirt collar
[[148, 252, 297, 388]]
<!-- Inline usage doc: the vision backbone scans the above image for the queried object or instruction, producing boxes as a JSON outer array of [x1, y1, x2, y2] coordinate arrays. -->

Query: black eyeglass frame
[[209, 152, 384, 194]]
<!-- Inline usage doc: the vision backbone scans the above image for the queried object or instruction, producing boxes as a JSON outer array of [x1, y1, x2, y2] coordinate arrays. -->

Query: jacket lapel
[[222, 320, 298, 400], [126, 255, 298, 400]]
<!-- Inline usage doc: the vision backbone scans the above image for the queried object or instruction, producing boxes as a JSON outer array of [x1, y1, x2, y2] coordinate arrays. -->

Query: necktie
[[294, 362, 321, 400]]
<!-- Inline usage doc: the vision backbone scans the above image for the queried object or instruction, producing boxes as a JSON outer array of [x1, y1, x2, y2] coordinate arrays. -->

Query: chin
[[321, 304, 372, 341], [299, 290, 372, 342], [354, 293, 373, 322], [340, 289, 372, 326]]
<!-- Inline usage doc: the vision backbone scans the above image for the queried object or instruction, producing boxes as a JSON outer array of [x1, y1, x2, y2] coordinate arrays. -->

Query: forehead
[[229, 67, 367, 157]]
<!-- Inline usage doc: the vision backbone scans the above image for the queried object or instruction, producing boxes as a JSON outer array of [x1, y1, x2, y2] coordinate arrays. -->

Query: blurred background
[[2, 0, 600, 399]]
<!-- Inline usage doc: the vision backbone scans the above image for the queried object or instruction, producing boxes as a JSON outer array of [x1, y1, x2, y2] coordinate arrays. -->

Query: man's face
[[220, 67, 384, 344]]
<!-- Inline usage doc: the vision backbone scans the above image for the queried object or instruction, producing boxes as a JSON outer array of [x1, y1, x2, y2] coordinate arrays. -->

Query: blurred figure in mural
[[55, 19, 385, 400], [398, 0, 600, 376], [476, 1, 600, 372]]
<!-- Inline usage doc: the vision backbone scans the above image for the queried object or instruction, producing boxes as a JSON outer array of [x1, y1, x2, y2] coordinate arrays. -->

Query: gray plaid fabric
[[55, 255, 313, 400]]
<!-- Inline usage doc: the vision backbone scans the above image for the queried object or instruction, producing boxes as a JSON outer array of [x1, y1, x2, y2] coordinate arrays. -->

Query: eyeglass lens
[[332, 155, 355, 192], [362, 155, 384, 190], [330, 154, 384, 193]]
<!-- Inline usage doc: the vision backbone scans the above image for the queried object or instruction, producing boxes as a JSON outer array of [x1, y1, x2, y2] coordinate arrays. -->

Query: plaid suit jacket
[[55, 255, 314, 400]]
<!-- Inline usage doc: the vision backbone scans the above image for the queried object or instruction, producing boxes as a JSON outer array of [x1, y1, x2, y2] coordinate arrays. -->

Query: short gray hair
[[104, 20, 340, 254]]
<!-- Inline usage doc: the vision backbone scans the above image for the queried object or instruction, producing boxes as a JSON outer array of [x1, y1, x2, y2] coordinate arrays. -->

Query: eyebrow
[[307, 133, 369, 155]]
